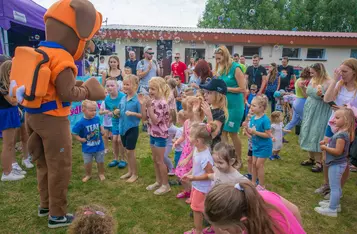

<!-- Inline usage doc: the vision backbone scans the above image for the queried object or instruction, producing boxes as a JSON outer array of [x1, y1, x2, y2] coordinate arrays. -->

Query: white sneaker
[[22, 158, 34, 169], [314, 206, 338, 217], [1, 171, 25, 181], [12, 163, 27, 175], [318, 201, 341, 212]]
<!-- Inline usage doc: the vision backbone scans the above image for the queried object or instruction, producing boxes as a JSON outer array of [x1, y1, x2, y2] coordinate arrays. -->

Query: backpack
[[10, 47, 51, 108]]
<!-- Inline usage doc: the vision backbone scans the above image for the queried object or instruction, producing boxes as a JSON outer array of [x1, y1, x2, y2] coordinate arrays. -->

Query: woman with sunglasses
[[299, 63, 332, 172], [214, 45, 246, 169]]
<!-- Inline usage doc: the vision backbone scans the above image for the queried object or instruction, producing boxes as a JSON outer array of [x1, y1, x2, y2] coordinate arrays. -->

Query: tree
[[198, 0, 357, 32]]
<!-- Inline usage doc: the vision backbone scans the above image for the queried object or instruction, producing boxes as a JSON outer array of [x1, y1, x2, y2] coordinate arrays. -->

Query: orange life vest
[[10, 42, 78, 117]]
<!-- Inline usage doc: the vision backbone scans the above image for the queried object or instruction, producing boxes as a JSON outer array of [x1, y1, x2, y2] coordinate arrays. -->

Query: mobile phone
[[328, 101, 336, 107]]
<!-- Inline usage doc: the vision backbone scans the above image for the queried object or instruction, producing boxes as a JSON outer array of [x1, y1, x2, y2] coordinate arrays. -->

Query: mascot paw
[[84, 78, 105, 101], [75, 80, 84, 87], [16, 85, 25, 104], [9, 80, 17, 97]]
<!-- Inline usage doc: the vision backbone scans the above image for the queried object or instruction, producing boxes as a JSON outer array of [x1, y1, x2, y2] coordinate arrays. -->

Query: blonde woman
[[214, 45, 246, 169], [300, 63, 332, 172]]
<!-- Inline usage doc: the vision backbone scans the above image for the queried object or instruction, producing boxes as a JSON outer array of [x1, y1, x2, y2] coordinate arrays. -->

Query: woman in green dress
[[299, 63, 332, 172], [214, 46, 246, 168]]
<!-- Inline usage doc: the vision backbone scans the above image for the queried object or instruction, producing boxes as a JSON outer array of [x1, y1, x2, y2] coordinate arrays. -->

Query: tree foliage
[[198, 0, 357, 32]]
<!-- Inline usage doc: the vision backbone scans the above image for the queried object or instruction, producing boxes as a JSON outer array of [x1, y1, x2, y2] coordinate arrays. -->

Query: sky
[[33, 0, 207, 27]]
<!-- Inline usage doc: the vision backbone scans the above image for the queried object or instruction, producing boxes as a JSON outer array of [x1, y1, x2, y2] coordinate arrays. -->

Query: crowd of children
[[2, 52, 357, 233]]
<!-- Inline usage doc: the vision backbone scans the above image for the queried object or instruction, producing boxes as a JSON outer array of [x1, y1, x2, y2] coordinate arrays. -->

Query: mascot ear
[[70, 0, 97, 38]]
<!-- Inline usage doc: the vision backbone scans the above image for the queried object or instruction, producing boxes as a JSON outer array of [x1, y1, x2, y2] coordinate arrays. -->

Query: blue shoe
[[244, 173, 252, 180], [117, 160, 127, 169], [256, 178, 260, 185], [108, 160, 119, 167], [48, 214, 74, 229], [269, 155, 276, 161], [275, 155, 281, 160]]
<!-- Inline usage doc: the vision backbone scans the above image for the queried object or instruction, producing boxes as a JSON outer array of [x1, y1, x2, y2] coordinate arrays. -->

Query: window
[[226, 46, 233, 55], [307, 48, 326, 59], [351, 49, 357, 59], [185, 48, 206, 65], [282, 48, 300, 58], [243, 46, 261, 57]]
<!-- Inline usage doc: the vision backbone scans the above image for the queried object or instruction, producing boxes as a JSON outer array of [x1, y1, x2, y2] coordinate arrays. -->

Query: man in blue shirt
[[124, 51, 138, 75]]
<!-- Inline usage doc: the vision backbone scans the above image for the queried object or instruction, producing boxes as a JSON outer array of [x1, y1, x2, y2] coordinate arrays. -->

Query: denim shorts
[[104, 126, 112, 132], [112, 128, 120, 136], [325, 125, 334, 138], [82, 150, 105, 164], [150, 135, 167, 148]]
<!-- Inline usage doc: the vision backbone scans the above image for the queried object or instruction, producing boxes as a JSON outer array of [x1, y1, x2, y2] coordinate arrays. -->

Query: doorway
[[125, 46, 144, 61], [184, 48, 206, 65]]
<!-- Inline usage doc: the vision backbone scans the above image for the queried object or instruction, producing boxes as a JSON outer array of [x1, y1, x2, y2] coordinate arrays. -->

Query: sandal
[[312, 162, 323, 173], [300, 158, 315, 166]]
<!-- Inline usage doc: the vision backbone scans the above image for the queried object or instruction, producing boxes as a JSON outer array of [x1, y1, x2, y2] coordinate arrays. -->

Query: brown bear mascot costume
[[10, 0, 105, 229]]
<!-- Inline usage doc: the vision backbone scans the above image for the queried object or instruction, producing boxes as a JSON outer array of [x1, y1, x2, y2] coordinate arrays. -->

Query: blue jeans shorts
[[104, 126, 112, 132], [83, 150, 105, 164], [150, 135, 167, 148], [112, 128, 120, 136], [325, 125, 334, 138]]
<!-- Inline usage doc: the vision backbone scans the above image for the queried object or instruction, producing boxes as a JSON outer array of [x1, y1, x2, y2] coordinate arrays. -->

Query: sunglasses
[[147, 52, 154, 55], [175, 57, 180, 59]]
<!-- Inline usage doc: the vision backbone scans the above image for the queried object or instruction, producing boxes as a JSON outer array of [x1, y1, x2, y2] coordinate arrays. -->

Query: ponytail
[[191, 122, 218, 145]]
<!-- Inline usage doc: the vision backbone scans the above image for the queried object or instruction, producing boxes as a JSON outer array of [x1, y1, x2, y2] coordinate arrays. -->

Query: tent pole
[[0, 28, 5, 55], [3, 29, 9, 56]]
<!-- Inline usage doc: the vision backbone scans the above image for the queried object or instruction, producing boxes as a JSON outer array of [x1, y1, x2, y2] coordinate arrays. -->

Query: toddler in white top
[[269, 111, 290, 160]]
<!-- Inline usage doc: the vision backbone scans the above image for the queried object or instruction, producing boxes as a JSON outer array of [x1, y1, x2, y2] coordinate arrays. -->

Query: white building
[[99, 25, 357, 76]]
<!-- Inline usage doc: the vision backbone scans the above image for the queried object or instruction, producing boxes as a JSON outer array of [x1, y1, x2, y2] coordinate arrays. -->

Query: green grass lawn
[[0, 130, 357, 234]]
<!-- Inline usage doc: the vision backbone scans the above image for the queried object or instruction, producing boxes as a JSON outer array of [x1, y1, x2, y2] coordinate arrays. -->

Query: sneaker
[[314, 206, 337, 217], [318, 201, 341, 212], [269, 155, 277, 161], [314, 184, 330, 195], [275, 155, 281, 160], [108, 160, 119, 167], [12, 163, 26, 175], [1, 171, 25, 181], [28, 155, 33, 162], [154, 184, 171, 195], [168, 168, 175, 176], [22, 158, 34, 169], [48, 214, 74, 228], [146, 182, 160, 191], [117, 161, 127, 169], [244, 173, 252, 180], [38, 206, 50, 217]]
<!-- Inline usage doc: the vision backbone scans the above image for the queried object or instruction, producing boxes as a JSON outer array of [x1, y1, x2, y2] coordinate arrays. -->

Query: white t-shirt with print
[[192, 147, 214, 193]]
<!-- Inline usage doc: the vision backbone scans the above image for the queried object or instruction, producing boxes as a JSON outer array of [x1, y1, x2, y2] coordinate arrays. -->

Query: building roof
[[101, 24, 357, 47], [102, 24, 357, 39]]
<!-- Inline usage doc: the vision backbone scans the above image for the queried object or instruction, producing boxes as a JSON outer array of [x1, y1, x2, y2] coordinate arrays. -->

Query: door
[[157, 40, 173, 77], [125, 46, 144, 62], [184, 48, 206, 65]]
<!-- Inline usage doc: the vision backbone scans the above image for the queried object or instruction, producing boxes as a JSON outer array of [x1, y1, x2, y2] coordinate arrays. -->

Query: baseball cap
[[199, 78, 227, 95], [144, 46, 153, 53]]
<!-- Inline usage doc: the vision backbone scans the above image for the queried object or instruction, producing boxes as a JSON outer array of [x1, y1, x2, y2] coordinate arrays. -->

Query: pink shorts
[[190, 188, 206, 213]]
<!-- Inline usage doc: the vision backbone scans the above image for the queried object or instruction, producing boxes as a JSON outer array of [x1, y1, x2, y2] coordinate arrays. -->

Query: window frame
[[305, 48, 327, 61], [243, 46, 262, 59]]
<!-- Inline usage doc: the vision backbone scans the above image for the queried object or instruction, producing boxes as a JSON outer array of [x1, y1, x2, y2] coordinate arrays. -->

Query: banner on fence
[[69, 76, 104, 129]]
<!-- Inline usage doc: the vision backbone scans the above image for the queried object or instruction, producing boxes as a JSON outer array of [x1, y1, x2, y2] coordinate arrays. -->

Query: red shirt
[[171, 61, 187, 83]]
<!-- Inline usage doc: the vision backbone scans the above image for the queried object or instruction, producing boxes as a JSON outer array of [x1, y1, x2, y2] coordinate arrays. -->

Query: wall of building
[[108, 39, 352, 76]]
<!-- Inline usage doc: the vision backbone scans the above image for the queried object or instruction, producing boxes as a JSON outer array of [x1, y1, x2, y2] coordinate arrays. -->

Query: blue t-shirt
[[250, 114, 273, 157], [124, 59, 139, 75], [72, 116, 104, 153], [136, 59, 158, 87], [119, 94, 141, 135], [104, 92, 125, 131]]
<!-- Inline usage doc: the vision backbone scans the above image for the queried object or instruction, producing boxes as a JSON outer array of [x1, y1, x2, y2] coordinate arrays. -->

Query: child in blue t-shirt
[[104, 78, 126, 169], [118, 75, 142, 183], [72, 100, 105, 183], [247, 95, 272, 189], [245, 84, 257, 117]]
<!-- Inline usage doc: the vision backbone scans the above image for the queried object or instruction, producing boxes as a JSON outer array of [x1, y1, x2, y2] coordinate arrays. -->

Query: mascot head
[[44, 0, 102, 60]]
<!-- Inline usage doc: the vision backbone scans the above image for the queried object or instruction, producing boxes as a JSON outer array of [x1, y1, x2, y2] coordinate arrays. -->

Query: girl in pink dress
[[173, 96, 204, 200]]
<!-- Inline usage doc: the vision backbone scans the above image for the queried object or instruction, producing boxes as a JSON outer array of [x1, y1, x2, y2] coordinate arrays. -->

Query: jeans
[[164, 143, 174, 171], [328, 162, 347, 210], [284, 98, 306, 136], [265, 91, 276, 113]]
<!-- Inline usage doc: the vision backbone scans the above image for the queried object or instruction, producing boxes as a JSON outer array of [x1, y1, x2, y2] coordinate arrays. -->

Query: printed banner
[[69, 76, 104, 129]]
